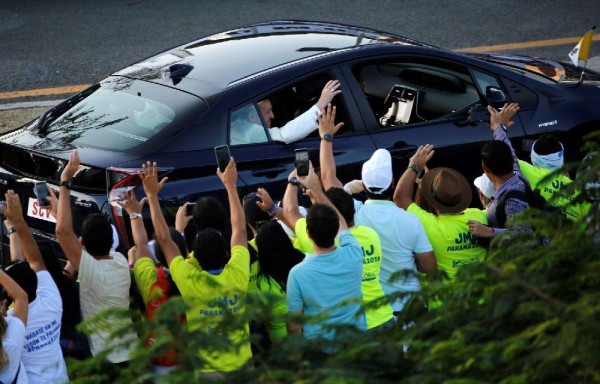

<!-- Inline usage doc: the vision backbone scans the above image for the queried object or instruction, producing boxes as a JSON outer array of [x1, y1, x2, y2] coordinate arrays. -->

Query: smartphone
[[295, 148, 309, 177], [214, 145, 231, 173], [34, 181, 51, 207], [186, 202, 196, 216]]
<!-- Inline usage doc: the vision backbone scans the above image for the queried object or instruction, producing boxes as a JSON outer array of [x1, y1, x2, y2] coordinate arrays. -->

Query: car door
[[341, 56, 527, 188], [230, 68, 376, 203]]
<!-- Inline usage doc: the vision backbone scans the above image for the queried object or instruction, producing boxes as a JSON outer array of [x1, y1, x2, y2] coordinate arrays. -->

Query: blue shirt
[[354, 199, 433, 312], [286, 230, 366, 340]]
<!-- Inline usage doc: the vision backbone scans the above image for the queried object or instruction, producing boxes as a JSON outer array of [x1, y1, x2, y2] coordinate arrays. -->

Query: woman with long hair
[[0, 268, 28, 383], [254, 221, 304, 341]]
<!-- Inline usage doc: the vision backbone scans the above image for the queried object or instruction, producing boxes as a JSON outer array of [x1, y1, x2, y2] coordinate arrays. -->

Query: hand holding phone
[[295, 148, 309, 177], [186, 202, 196, 216], [214, 145, 231, 173], [34, 181, 51, 207]]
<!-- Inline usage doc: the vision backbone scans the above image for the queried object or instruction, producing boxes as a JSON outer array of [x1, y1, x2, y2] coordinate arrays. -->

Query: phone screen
[[34, 181, 50, 207], [214, 145, 231, 173], [186, 202, 196, 216], [295, 148, 309, 177]]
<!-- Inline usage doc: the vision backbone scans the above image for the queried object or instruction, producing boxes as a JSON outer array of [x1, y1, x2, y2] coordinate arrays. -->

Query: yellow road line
[[455, 35, 600, 52], [2, 34, 600, 100], [0, 84, 90, 100]]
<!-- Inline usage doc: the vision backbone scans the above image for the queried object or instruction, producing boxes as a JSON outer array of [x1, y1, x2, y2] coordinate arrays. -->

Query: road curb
[[0, 100, 61, 111]]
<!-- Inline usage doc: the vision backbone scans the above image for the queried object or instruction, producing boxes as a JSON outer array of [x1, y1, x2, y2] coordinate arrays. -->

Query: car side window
[[263, 73, 353, 140], [471, 69, 502, 95], [353, 60, 480, 129], [229, 103, 269, 146]]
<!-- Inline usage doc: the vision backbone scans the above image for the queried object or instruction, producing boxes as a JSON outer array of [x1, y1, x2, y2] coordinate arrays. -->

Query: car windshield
[[43, 79, 205, 152]]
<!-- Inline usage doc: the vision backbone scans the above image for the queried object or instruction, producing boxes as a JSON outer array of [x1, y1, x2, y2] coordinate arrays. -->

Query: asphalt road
[[1, 0, 600, 105]]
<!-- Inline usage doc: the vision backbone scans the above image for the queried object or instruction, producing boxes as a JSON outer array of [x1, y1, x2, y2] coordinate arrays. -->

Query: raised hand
[[409, 144, 435, 171], [317, 104, 344, 138], [256, 188, 274, 213], [317, 80, 342, 112], [140, 161, 168, 197], [217, 157, 238, 188], [2, 190, 25, 225], [61, 149, 81, 182], [488, 102, 519, 130], [117, 189, 147, 215]]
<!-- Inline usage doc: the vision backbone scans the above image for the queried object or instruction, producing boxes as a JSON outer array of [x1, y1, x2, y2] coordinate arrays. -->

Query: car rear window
[[43, 79, 206, 152]]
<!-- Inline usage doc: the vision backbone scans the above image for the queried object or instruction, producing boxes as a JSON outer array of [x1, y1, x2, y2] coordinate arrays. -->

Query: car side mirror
[[486, 86, 506, 109]]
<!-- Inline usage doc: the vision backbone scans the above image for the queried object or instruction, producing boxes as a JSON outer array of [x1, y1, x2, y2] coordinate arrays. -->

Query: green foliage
[[69, 135, 600, 383]]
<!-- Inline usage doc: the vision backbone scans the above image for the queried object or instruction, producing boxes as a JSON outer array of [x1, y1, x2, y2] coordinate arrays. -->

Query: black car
[[1, 20, 599, 254]]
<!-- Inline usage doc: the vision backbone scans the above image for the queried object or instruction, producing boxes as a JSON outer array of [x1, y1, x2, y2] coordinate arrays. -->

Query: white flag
[[568, 27, 595, 67]]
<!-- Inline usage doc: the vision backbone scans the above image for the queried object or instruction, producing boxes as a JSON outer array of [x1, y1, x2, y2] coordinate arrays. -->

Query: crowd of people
[[0, 96, 591, 381]]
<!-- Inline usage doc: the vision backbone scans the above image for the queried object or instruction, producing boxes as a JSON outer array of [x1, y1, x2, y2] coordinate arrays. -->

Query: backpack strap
[[495, 189, 529, 228]]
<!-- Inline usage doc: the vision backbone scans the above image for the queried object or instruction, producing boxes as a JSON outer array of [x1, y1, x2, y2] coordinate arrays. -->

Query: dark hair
[[193, 228, 229, 271], [255, 221, 304, 291], [534, 134, 562, 155], [4, 261, 37, 303], [81, 213, 113, 256], [193, 196, 228, 234], [481, 140, 514, 176], [38, 240, 76, 299], [365, 184, 393, 201], [306, 204, 339, 248], [326, 187, 355, 225], [155, 227, 188, 267]]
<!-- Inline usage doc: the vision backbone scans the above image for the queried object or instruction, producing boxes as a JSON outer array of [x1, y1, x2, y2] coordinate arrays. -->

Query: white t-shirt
[[79, 249, 137, 363], [0, 316, 29, 384], [7, 271, 67, 383], [354, 200, 433, 312]]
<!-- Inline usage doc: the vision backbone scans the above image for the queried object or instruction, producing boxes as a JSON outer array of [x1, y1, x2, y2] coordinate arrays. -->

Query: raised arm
[[281, 169, 303, 230], [0, 269, 28, 326], [4, 213, 25, 263], [118, 189, 151, 262], [141, 161, 180, 267], [55, 150, 83, 270], [488, 103, 521, 174], [394, 145, 434, 209], [3, 190, 46, 272], [299, 166, 349, 232], [269, 80, 342, 144], [255, 187, 284, 221], [318, 104, 344, 190], [217, 158, 247, 249]]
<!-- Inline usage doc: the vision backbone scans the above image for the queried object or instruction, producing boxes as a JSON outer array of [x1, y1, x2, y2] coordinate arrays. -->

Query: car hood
[[0, 122, 140, 168], [464, 52, 600, 82]]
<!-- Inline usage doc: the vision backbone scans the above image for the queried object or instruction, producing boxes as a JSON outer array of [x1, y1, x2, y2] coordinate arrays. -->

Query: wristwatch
[[7, 227, 16, 235], [408, 163, 421, 175], [130, 212, 142, 220], [59, 179, 72, 189], [321, 133, 333, 142], [288, 177, 300, 186]]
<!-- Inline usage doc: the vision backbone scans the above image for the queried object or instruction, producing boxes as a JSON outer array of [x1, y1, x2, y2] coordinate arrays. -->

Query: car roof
[[113, 20, 424, 97]]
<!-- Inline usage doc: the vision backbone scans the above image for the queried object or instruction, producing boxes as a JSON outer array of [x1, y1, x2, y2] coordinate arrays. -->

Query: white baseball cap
[[362, 149, 393, 194], [474, 173, 494, 198]]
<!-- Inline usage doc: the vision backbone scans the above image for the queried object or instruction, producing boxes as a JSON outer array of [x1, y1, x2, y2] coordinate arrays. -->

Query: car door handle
[[386, 142, 417, 159], [251, 166, 287, 178]]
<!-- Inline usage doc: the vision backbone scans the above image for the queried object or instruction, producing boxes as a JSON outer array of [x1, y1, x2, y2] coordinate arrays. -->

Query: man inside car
[[230, 79, 341, 145]]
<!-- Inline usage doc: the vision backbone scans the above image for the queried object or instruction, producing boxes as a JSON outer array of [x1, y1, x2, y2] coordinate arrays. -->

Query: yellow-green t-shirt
[[132, 257, 160, 305], [255, 276, 287, 340], [294, 218, 394, 329], [519, 160, 590, 221], [170, 245, 252, 372], [407, 203, 487, 280], [247, 239, 260, 294]]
